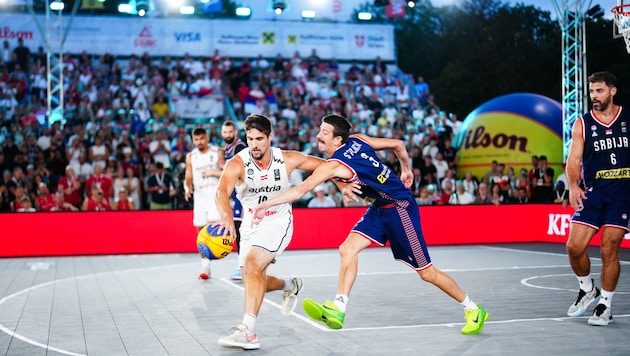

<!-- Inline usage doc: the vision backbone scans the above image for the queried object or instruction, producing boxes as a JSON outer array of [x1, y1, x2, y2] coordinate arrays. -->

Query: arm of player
[[566, 118, 587, 210], [353, 134, 413, 188], [184, 152, 193, 201], [214, 157, 242, 238], [253, 159, 351, 225]]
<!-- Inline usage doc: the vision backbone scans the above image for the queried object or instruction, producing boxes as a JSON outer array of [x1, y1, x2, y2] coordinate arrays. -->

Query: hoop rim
[[611, 4, 630, 17]]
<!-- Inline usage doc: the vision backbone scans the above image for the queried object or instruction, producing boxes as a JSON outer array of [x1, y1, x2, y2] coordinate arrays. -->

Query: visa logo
[[174, 32, 201, 42]]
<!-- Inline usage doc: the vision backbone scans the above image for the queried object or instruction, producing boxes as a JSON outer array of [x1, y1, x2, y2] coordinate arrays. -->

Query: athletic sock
[[600, 289, 614, 308], [577, 275, 593, 292], [333, 294, 348, 313], [459, 295, 478, 310], [283, 278, 295, 292], [242, 313, 257, 333]]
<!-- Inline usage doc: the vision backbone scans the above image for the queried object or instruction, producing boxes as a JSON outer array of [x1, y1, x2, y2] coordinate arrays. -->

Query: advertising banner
[[0, 14, 395, 61]]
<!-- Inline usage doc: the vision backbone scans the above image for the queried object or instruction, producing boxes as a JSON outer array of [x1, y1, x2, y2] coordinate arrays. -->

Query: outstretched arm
[[253, 160, 351, 224]]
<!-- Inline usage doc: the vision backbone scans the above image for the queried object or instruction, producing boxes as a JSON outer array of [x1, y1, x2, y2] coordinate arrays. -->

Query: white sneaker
[[198, 259, 211, 280], [218, 324, 259, 350], [281, 277, 304, 316], [588, 304, 613, 326], [567, 282, 600, 317]]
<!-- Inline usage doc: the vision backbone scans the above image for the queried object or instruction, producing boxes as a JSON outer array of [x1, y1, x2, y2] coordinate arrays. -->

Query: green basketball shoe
[[461, 304, 488, 335], [302, 298, 345, 330]]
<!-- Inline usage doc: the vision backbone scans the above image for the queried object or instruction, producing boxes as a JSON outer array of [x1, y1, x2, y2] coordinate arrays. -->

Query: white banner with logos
[[0, 14, 395, 61], [172, 95, 224, 119]]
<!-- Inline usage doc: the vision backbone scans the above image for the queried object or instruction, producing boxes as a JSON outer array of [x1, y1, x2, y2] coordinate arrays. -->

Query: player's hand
[[400, 170, 414, 189], [340, 182, 362, 203], [569, 188, 587, 211], [184, 186, 192, 201], [215, 217, 235, 239], [252, 204, 268, 227]]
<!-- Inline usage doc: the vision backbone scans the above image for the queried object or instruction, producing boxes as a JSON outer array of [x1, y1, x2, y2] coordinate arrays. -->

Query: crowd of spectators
[[0, 37, 567, 213]]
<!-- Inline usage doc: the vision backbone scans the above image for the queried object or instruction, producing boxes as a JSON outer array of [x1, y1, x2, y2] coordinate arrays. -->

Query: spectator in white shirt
[[307, 184, 336, 208], [449, 182, 476, 205]]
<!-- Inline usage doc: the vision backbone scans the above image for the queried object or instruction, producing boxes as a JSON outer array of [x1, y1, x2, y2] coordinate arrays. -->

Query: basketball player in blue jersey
[[253, 114, 488, 335], [221, 120, 247, 281], [565, 71, 630, 326]]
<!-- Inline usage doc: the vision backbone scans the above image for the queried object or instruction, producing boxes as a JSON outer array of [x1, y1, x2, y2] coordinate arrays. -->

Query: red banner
[[385, 0, 406, 18], [1, 205, 628, 257]]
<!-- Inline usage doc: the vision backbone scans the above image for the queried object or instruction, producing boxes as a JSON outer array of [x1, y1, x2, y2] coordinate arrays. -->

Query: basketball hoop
[[612, 4, 630, 53]]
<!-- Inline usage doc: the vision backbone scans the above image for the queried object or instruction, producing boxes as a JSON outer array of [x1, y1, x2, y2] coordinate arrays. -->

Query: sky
[[242, 0, 618, 21]]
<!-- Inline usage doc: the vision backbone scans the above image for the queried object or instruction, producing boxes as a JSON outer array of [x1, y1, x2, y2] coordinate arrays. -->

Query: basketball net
[[612, 4, 630, 54]]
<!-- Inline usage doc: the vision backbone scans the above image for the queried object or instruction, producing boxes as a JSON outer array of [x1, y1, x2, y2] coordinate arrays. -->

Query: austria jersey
[[580, 106, 630, 197], [329, 136, 413, 206], [235, 147, 292, 225]]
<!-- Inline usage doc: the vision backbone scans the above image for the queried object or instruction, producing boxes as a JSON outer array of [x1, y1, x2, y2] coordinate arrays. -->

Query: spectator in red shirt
[[57, 166, 82, 208], [35, 182, 56, 211], [84, 165, 113, 203], [52, 191, 79, 211], [82, 185, 112, 211]]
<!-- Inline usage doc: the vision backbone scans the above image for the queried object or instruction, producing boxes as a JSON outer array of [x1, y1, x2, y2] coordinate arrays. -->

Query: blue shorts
[[571, 188, 630, 231], [351, 199, 432, 270]]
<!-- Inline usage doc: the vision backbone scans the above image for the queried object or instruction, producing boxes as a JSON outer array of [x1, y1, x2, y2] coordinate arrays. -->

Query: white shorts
[[238, 217, 293, 267], [193, 198, 221, 227]]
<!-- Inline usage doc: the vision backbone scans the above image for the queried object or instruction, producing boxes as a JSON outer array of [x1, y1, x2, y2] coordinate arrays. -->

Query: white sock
[[577, 275, 593, 292], [459, 295, 478, 310], [333, 294, 348, 313], [283, 278, 295, 292], [600, 289, 614, 308], [201, 258, 211, 268], [242, 313, 257, 332]]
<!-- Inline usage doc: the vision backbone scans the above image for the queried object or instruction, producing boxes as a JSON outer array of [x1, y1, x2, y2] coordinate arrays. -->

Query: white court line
[[521, 273, 630, 295], [0, 262, 194, 356], [218, 277, 331, 331]]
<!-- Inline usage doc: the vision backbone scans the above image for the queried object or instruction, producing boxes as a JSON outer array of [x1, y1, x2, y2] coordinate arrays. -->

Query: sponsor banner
[[1, 205, 628, 257], [172, 95, 224, 119], [0, 14, 395, 61]]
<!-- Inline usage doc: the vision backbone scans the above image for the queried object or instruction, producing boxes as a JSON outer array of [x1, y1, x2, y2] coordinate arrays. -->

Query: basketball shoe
[[588, 303, 613, 326], [461, 304, 489, 334], [218, 324, 259, 350], [302, 298, 345, 329], [281, 277, 304, 316], [198, 258, 211, 280], [567, 282, 600, 317], [230, 269, 242, 281]]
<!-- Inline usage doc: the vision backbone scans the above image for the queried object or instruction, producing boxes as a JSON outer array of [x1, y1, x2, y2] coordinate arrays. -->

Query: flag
[[385, 0, 406, 18], [201, 0, 223, 14], [244, 95, 261, 115], [265, 92, 278, 114]]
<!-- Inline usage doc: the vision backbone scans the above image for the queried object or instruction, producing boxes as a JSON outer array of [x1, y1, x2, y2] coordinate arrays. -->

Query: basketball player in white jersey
[[184, 127, 225, 280], [215, 114, 325, 350]]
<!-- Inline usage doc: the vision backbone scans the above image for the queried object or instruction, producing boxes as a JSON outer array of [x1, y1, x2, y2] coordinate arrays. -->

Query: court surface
[[0, 243, 629, 356]]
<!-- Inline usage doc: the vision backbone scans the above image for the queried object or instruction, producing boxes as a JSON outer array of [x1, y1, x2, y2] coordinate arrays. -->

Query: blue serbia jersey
[[329, 136, 413, 206], [581, 106, 630, 197]]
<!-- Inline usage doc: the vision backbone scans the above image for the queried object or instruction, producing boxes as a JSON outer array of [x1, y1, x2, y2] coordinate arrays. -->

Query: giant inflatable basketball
[[452, 93, 563, 181]]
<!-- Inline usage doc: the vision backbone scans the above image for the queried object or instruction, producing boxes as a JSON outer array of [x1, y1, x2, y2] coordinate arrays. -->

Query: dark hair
[[156, 162, 164, 169], [192, 128, 207, 136], [244, 114, 272, 136], [588, 71, 617, 88], [539, 155, 547, 161], [322, 114, 351, 144], [222, 120, 237, 129]]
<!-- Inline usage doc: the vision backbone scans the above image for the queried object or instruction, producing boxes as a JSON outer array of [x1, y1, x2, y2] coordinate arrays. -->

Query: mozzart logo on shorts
[[0, 27, 33, 40], [547, 213, 571, 236]]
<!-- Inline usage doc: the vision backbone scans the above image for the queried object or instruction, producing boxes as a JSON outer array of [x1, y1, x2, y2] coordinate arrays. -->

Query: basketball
[[196, 224, 233, 260]]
